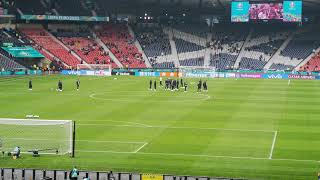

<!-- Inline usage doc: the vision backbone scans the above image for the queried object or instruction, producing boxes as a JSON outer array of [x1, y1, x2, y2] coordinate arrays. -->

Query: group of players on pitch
[[28, 79, 81, 91], [149, 77, 208, 92]]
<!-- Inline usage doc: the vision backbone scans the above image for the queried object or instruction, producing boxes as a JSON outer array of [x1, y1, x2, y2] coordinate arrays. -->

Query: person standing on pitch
[[57, 80, 63, 91], [28, 79, 32, 90], [76, 79, 80, 91], [149, 80, 152, 90], [184, 82, 188, 92], [154, 80, 157, 91], [159, 77, 163, 87]]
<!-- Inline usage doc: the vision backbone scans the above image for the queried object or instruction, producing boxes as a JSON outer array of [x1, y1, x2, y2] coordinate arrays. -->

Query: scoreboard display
[[231, 1, 250, 22], [231, 0, 302, 23], [283, 1, 302, 22]]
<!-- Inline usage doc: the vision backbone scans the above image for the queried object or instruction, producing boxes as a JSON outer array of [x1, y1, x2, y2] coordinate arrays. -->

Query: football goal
[[77, 64, 112, 76], [0, 118, 74, 155]]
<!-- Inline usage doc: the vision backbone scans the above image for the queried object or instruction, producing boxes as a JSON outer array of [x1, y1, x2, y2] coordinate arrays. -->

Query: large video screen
[[231, 1, 250, 22], [249, 3, 283, 20], [283, 1, 302, 22]]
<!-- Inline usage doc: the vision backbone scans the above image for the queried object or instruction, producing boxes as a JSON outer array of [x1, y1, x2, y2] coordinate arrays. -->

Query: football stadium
[[0, 0, 320, 179]]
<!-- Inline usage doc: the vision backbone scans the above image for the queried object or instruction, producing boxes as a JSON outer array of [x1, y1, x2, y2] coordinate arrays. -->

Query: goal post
[[0, 118, 74, 156], [77, 64, 112, 76]]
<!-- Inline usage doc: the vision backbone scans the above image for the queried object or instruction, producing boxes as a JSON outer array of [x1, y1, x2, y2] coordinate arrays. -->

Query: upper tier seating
[[21, 28, 80, 67], [97, 24, 146, 68], [135, 25, 171, 58]]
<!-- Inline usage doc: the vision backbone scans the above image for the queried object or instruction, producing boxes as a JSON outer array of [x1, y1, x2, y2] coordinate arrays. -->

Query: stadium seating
[[0, 54, 25, 71], [281, 31, 320, 60], [179, 57, 204, 67], [135, 25, 171, 58], [172, 23, 209, 38], [239, 57, 267, 70], [54, 30, 117, 68], [174, 38, 204, 54], [209, 53, 237, 70], [21, 28, 80, 68], [300, 52, 320, 71], [97, 24, 146, 68], [153, 62, 175, 69], [270, 63, 295, 71]]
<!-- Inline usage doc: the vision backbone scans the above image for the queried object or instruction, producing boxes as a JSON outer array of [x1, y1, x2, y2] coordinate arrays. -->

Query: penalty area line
[[269, 131, 278, 159], [76, 151, 320, 163]]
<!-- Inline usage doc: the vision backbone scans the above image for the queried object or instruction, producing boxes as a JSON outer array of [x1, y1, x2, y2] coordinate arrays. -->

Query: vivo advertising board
[[61, 70, 111, 76], [262, 74, 288, 79]]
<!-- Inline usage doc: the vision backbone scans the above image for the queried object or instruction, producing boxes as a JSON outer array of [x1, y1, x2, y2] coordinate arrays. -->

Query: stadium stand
[[96, 24, 146, 68], [269, 63, 295, 71], [153, 61, 175, 69], [300, 52, 320, 71], [21, 28, 80, 68], [54, 29, 117, 68], [179, 57, 204, 66], [0, 54, 25, 71], [135, 25, 171, 58], [174, 38, 205, 54], [239, 57, 267, 70], [209, 53, 237, 70], [172, 23, 209, 38]]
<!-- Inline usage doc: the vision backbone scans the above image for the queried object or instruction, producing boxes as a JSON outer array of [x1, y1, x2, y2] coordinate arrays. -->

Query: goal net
[[179, 66, 216, 78], [77, 64, 112, 76], [0, 118, 73, 155]]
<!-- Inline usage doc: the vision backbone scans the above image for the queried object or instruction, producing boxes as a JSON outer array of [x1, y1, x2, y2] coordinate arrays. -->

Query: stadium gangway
[[0, 168, 247, 180]]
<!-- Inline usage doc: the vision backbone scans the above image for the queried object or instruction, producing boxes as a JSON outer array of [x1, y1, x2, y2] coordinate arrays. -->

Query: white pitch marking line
[[76, 150, 320, 163], [133, 142, 148, 153], [269, 131, 278, 159], [78, 124, 275, 133], [77, 140, 146, 144]]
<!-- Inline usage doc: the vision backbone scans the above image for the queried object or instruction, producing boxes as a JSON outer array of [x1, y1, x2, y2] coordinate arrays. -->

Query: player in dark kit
[[149, 80, 152, 90], [177, 80, 180, 90], [28, 79, 32, 90], [76, 79, 80, 91], [154, 80, 157, 91], [184, 82, 188, 92], [57, 80, 63, 91], [203, 81, 208, 91], [197, 80, 202, 92]]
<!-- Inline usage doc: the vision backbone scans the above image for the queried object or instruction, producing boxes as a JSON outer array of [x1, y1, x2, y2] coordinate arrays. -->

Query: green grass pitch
[[0, 75, 320, 180]]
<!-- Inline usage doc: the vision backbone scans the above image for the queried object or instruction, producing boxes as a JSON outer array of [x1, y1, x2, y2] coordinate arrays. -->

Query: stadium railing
[[0, 168, 246, 180]]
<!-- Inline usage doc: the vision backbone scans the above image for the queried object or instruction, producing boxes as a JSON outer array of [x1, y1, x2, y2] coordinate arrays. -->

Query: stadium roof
[[132, 0, 318, 9]]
